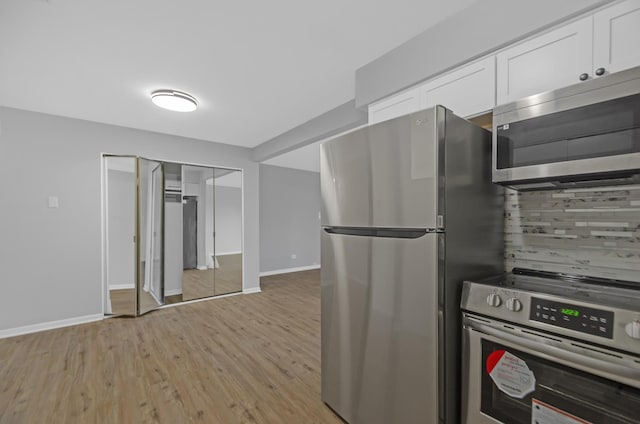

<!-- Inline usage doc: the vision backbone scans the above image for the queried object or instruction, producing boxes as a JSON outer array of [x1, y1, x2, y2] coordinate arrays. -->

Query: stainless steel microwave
[[492, 66, 640, 190]]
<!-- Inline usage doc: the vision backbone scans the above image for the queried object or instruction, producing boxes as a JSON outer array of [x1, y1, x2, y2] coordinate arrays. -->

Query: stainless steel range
[[461, 269, 640, 424]]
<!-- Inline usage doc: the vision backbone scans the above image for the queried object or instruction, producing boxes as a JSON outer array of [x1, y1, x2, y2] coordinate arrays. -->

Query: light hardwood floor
[[182, 254, 243, 301], [0, 269, 341, 424]]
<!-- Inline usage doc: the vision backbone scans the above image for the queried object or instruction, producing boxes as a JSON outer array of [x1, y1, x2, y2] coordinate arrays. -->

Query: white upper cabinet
[[496, 18, 593, 105], [369, 57, 496, 124], [370, 1, 640, 120], [497, 1, 640, 105], [593, 0, 640, 77], [420, 56, 496, 118], [368, 88, 421, 124]]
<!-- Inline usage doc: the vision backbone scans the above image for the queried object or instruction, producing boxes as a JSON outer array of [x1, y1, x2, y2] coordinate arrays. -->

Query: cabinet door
[[496, 17, 593, 105], [594, 0, 640, 77], [420, 56, 495, 118], [368, 88, 420, 124]]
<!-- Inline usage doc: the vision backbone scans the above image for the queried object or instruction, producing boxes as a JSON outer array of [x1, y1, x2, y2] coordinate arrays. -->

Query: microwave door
[[492, 75, 640, 187]]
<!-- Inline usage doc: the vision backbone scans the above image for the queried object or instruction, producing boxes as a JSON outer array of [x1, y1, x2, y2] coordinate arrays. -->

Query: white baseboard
[[109, 283, 135, 290], [197, 266, 208, 271], [215, 251, 242, 256], [243, 287, 262, 294], [259, 264, 320, 277], [165, 289, 183, 296], [0, 314, 104, 340]]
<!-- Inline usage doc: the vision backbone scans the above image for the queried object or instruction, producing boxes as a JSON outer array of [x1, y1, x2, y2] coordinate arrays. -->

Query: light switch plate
[[48, 196, 59, 208]]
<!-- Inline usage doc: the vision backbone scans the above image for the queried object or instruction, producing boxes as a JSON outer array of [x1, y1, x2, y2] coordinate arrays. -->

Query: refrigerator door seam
[[322, 227, 443, 238]]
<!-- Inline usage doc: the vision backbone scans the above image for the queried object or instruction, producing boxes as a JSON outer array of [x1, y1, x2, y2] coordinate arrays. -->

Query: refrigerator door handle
[[323, 226, 441, 239]]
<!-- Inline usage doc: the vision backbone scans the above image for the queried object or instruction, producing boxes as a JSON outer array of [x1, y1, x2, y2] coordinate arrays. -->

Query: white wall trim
[[243, 287, 262, 294], [108, 283, 136, 290], [0, 314, 104, 340], [196, 265, 208, 271], [215, 251, 242, 256], [259, 264, 320, 277], [164, 289, 183, 296]]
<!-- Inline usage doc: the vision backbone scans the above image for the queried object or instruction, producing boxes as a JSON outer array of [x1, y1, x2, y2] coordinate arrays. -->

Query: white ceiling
[[0, 0, 477, 149]]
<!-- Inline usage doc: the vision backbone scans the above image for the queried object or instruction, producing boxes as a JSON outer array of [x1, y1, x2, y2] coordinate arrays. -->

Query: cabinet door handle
[[579, 73, 589, 81], [595, 67, 606, 76]]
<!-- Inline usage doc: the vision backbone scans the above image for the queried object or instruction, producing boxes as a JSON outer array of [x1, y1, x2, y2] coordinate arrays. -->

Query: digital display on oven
[[530, 298, 614, 339], [561, 308, 579, 317]]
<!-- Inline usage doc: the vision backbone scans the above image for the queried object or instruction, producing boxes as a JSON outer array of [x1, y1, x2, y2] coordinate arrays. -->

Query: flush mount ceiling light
[[151, 90, 198, 112]]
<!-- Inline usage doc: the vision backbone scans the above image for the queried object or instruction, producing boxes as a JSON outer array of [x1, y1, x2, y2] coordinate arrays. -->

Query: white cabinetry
[[370, 1, 640, 120], [368, 89, 421, 125], [497, 0, 640, 105], [419, 56, 495, 119], [496, 18, 593, 105], [593, 0, 640, 77], [368, 57, 496, 124]]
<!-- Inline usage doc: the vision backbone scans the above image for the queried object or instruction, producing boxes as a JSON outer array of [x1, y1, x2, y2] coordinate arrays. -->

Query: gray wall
[[0, 106, 260, 332], [252, 99, 367, 162], [259, 164, 320, 273]]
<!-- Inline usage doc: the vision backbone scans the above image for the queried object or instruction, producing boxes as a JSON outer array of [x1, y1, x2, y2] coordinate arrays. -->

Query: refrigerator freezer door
[[320, 108, 442, 229], [321, 230, 440, 424]]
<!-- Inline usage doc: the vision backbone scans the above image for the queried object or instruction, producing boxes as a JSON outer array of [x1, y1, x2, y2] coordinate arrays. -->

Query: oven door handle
[[467, 318, 640, 389]]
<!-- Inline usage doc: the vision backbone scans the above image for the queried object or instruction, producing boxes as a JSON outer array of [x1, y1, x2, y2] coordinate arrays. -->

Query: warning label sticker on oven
[[532, 399, 592, 424], [486, 350, 535, 399]]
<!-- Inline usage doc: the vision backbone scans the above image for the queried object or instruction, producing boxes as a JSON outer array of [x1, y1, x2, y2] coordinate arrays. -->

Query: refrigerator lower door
[[321, 230, 440, 424]]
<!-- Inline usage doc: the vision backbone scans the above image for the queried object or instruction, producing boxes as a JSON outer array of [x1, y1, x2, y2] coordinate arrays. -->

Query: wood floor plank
[[0, 270, 341, 424]]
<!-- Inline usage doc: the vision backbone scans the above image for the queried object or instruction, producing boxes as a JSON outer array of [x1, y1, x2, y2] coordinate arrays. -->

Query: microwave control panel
[[529, 298, 614, 339]]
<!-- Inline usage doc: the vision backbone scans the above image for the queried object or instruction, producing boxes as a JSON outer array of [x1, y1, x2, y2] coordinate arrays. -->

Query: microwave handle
[[468, 320, 640, 388]]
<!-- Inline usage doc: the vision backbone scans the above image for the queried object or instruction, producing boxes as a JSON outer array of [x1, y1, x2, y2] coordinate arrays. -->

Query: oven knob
[[625, 320, 640, 339], [486, 293, 502, 307], [506, 298, 523, 312]]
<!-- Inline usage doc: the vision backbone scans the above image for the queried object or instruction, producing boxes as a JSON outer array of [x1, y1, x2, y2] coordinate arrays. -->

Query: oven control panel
[[530, 297, 614, 339]]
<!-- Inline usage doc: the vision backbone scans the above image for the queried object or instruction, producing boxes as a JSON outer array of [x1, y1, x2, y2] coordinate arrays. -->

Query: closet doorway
[[103, 156, 243, 316]]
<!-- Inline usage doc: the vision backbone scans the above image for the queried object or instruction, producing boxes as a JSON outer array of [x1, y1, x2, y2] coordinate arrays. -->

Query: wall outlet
[[48, 196, 59, 208], [291, 254, 297, 259]]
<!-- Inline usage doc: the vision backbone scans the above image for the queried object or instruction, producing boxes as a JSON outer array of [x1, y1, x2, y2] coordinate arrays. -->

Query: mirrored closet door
[[212, 168, 243, 296], [104, 156, 242, 316], [164, 163, 243, 305], [104, 155, 164, 316], [180, 165, 215, 301]]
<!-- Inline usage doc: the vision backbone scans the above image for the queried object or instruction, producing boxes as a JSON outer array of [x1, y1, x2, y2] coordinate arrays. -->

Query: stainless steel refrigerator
[[320, 106, 503, 424]]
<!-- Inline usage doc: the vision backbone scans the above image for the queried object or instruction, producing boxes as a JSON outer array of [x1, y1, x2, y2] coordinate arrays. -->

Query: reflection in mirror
[[162, 163, 243, 304], [181, 165, 215, 301], [163, 162, 183, 304], [105, 156, 137, 315], [137, 158, 165, 314], [213, 168, 243, 295]]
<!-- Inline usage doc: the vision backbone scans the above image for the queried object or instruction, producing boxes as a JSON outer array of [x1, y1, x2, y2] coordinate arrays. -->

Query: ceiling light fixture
[[151, 90, 198, 112]]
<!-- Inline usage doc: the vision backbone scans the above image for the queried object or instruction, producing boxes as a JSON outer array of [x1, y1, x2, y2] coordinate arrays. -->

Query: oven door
[[462, 314, 640, 424]]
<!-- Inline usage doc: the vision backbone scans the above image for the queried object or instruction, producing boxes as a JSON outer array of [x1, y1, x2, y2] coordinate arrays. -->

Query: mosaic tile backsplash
[[504, 185, 640, 283]]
